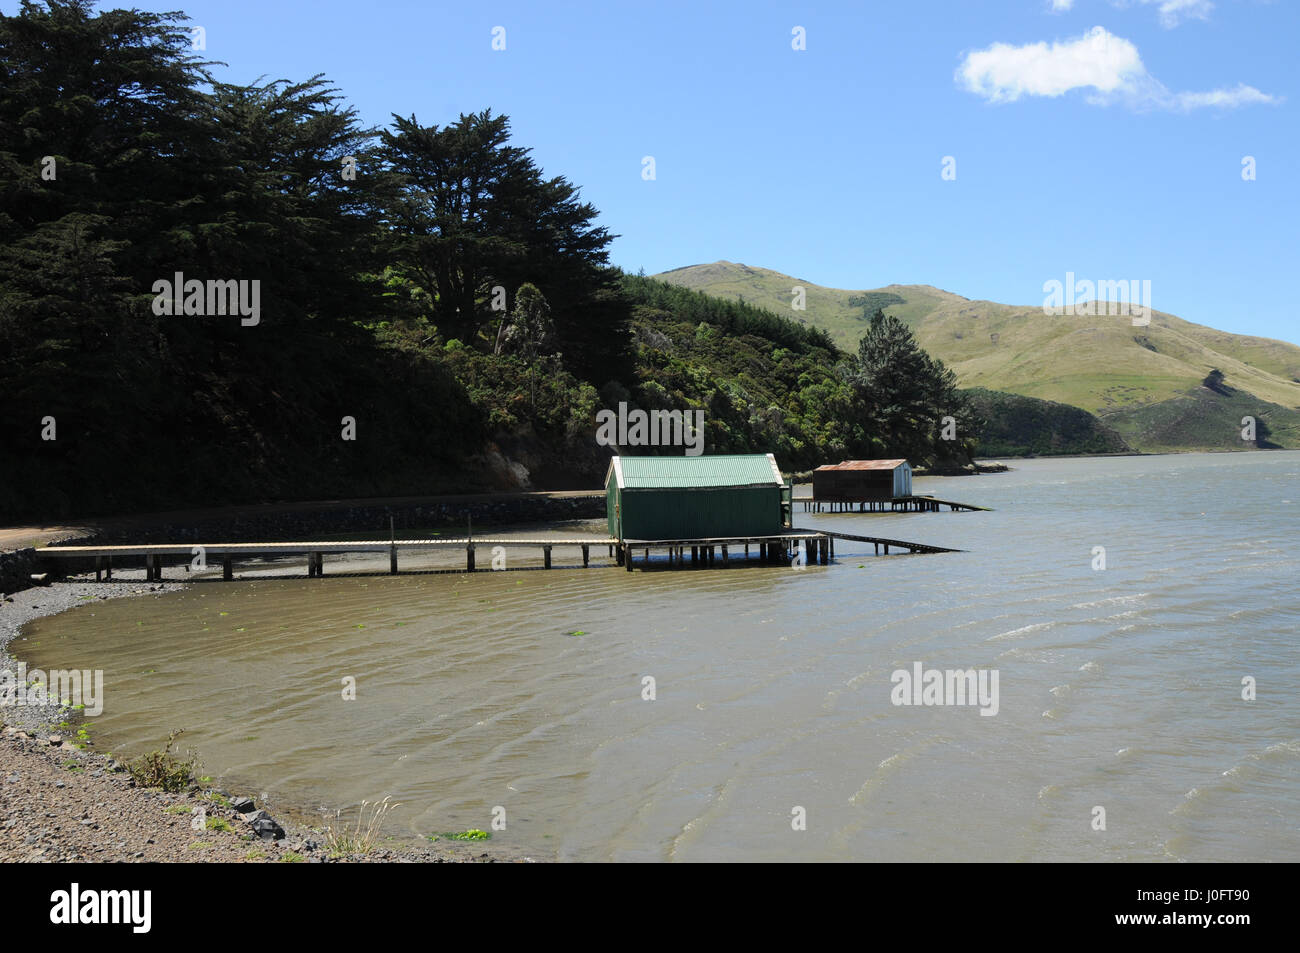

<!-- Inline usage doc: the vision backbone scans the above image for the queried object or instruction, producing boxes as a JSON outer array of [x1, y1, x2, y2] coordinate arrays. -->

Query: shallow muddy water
[[19, 452, 1300, 861]]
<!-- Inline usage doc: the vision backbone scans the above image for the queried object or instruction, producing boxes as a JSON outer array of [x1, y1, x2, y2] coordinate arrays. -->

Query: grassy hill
[[656, 261, 1300, 450]]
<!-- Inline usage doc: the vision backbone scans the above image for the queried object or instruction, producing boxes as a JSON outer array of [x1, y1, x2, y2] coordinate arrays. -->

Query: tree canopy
[[841, 310, 981, 464], [0, 0, 1010, 523]]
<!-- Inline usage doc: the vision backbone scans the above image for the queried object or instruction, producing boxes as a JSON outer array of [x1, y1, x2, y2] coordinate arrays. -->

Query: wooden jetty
[[37, 527, 957, 580], [620, 528, 960, 570], [790, 499, 982, 512], [796, 528, 961, 555], [38, 538, 614, 580], [618, 531, 830, 570]]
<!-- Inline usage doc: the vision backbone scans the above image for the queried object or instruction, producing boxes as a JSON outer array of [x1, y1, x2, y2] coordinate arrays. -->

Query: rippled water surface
[[21, 453, 1300, 861]]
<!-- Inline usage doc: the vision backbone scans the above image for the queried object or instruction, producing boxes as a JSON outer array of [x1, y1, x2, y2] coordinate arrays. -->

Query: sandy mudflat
[[0, 582, 528, 863]]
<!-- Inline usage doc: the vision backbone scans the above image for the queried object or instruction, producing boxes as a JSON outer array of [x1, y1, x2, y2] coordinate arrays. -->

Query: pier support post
[[829, 537, 834, 559], [223, 557, 233, 581], [805, 539, 815, 565], [582, 545, 589, 568], [95, 556, 103, 583], [544, 546, 552, 569], [466, 545, 476, 572], [819, 538, 829, 564], [722, 545, 729, 566], [105, 556, 112, 581], [390, 545, 398, 575], [625, 548, 634, 572]]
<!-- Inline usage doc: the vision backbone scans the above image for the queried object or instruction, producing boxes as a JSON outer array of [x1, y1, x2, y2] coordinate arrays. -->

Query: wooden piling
[[544, 546, 552, 569], [95, 556, 103, 583], [466, 545, 476, 572], [223, 557, 233, 581], [722, 545, 729, 566], [582, 545, 589, 567], [390, 545, 398, 575]]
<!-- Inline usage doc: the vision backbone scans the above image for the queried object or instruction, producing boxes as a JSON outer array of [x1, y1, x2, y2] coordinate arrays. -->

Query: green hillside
[[964, 388, 1132, 457], [657, 262, 1300, 450]]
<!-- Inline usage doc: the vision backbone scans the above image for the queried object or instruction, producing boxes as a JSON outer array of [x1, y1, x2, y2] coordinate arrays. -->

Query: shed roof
[[606, 454, 784, 490], [815, 459, 909, 471]]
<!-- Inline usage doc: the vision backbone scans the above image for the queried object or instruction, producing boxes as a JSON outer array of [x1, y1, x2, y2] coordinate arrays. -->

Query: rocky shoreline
[[0, 581, 529, 863]]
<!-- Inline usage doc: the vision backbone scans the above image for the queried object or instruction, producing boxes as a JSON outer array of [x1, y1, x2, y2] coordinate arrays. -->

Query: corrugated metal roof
[[815, 459, 908, 471], [611, 454, 783, 489]]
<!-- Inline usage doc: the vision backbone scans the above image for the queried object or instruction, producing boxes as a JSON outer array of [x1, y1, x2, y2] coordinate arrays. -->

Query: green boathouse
[[604, 454, 789, 541]]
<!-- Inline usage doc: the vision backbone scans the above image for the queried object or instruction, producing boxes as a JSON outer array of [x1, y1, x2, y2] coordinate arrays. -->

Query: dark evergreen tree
[[374, 110, 630, 381], [842, 310, 980, 465]]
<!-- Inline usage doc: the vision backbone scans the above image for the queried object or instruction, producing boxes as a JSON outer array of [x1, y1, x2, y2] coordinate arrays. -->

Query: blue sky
[[12, 0, 1298, 342]]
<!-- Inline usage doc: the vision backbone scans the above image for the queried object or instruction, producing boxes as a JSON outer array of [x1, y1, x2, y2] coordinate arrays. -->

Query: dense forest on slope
[[1, 1, 1126, 524]]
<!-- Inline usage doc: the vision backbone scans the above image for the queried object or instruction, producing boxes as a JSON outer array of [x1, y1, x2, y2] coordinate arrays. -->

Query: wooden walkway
[[38, 528, 958, 580], [798, 495, 989, 513], [39, 538, 616, 579], [795, 528, 962, 555]]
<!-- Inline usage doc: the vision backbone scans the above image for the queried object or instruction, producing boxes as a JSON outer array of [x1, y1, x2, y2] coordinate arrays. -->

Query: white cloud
[[1172, 83, 1278, 109], [956, 25, 1280, 112], [1049, 0, 1075, 11], [957, 27, 1142, 102], [1127, 0, 1215, 29]]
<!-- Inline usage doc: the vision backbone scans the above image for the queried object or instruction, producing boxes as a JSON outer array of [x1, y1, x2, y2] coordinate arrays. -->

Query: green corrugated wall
[[607, 485, 783, 540]]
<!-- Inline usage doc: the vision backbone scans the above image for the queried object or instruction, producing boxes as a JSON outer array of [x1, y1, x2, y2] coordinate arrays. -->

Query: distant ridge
[[655, 261, 1300, 450]]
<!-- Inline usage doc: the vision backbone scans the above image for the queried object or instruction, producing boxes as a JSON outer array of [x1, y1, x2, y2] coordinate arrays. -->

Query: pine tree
[[843, 310, 980, 465], [374, 110, 629, 380]]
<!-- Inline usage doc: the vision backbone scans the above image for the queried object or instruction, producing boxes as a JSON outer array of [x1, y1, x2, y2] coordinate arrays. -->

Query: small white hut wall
[[894, 463, 912, 497]]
